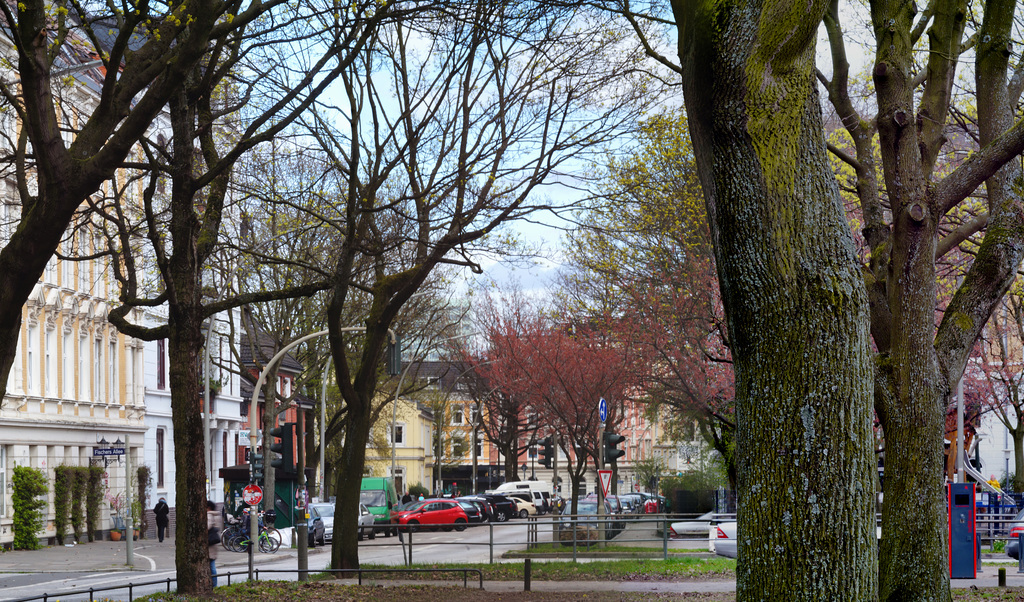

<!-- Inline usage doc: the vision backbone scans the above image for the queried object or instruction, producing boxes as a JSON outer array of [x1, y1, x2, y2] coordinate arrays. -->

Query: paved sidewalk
[[0, 537, 315, 573]]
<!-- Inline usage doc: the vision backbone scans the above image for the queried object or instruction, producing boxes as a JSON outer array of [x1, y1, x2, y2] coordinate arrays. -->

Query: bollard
[[999, 567, 1007, 587], [1018, 534, 1024, 574], [524, 558, 532, 591]]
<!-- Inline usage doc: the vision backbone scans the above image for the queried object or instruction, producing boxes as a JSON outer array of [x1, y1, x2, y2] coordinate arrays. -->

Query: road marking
[[135, 551, 157, 571]]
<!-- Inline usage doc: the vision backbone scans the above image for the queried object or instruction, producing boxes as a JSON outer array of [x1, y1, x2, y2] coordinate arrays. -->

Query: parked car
[[358, 503, 376, 541], [616, 493, 644, 513], [583, 493, 623, 515], [391, 498, 469, 532], [711, 521, 737, 558], [306, 505, 326, 547], [477, 494, 518, 522], [457, 500, 487, 524], [309, 503, 335, 541], [457, 496, 494, 521], [670, 511, 714, 538], [557, 500, 621, 545], [506, 493, 538, 518]]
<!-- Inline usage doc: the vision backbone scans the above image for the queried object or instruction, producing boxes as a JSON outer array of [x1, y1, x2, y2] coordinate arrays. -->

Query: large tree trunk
[[674, 0, 877, 598], [330, 395, 373, 570], [168, 307, 211, 593]]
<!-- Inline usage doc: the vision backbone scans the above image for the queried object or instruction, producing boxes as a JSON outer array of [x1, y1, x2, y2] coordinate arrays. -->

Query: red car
[[391, 498, 469, 532]]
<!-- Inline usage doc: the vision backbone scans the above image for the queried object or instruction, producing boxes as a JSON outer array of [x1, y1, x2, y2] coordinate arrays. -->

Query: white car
[[309, 503, 335, 541], [669, 511, 714, 538], [358, 503, 376, 540], [711, 521, 737, 558]]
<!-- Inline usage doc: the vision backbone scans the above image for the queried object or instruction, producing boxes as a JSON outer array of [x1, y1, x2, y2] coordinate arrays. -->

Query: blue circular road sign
[[599, 397, 607, 422]]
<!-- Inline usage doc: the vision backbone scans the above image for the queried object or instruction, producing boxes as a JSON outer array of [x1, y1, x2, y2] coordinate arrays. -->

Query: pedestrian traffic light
[[386, 335, 402, 376], [538, 436, 554, 469], [269, 422, 296, 475], [251, 451, 264, 482], [603, 431, 626, 464]]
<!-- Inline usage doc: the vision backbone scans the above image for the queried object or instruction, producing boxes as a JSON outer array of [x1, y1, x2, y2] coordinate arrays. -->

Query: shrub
[[53, 466, 73, 544], [71, 467, 88, 541], [86, 466, 105, 541], [409, 482, 429, 498], [12, 466, 48, 550], [137, 466, 152, 538]]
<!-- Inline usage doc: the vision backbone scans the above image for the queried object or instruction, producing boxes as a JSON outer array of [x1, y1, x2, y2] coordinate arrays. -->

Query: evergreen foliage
[[71, 467, 88, 541], [53, 465, 73, 544], [86, 466, 104, 542], [11, 466, 47, 550]]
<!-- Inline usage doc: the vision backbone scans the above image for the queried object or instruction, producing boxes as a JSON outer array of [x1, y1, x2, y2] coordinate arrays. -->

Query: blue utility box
[[948, 482, 976, 579]]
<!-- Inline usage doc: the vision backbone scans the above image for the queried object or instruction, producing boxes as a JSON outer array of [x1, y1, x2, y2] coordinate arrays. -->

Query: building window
[[45, 329, 54, 397], [157, 339, 166, 390], [109, 341, 117, 403], [475, 437, 483, 458], [156, 429, 165, 488], [79, 335, 88, 400], [452, 436, 467, 457], [94, 339, 102, 402], [27, 324, 37, 396], [391, 423, 405, 445], [452, 406, 464, 425]]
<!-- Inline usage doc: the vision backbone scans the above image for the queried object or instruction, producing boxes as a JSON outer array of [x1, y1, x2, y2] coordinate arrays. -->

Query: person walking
[[154, 497, 170, 542], [207, 500, 222, 587]]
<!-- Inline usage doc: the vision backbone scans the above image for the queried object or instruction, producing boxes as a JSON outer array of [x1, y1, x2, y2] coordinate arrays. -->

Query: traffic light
[[269, 422, 296, 475], [538, 436, 554, 469], [386, 336, 402, 376], [603, 431, 626, 464], [251, 451, 265, 482]]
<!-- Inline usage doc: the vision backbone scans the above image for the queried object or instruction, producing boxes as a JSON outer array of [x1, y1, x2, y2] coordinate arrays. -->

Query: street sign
[[242, 484, 263, 506], [92, 447, 125, 457], [598, 469, 612, 498], [599, 397, 607, 422], [239, 430, 262, 448]]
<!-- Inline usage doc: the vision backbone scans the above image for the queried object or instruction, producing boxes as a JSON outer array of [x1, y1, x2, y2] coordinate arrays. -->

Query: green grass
[[355, 556, 736, 581], [503, 542, 702, 556]]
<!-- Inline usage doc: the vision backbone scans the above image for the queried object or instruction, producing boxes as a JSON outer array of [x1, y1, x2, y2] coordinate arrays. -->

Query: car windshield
[[458, 501, 477, 512], [360, 491, 386, 506], [314, 505, 334, 518]]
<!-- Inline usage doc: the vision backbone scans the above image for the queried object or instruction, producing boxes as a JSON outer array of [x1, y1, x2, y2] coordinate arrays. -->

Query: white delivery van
[[489, 481, 553, 514]]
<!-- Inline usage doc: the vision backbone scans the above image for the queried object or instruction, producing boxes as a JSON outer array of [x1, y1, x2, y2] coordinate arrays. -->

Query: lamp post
[[246, 326, 395, 581]]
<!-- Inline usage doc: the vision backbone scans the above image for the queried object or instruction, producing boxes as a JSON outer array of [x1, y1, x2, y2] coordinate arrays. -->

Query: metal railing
[[6, 566, 485, 602]]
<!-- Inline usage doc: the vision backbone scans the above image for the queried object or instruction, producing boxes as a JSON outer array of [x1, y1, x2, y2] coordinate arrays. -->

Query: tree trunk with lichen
[[674, 0, 878, 598]]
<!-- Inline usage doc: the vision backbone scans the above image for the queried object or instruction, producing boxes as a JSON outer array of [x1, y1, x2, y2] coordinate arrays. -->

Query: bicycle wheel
[[264, 528, 282, 553], [221, 525, 239, 550]]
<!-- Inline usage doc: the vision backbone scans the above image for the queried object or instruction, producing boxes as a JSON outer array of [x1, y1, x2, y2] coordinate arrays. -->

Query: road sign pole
[[598, 420, 605, 546]]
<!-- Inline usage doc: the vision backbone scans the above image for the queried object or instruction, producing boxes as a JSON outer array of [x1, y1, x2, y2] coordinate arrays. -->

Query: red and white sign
[[598, 469, 613, 498], [242, 484, 263, 506]]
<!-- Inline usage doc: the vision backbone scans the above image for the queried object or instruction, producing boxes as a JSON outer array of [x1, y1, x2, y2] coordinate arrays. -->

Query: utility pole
[[125, 434, 134, 567], [297, 407, 308, 580]]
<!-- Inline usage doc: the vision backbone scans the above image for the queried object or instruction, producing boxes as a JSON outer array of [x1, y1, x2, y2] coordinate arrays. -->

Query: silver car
[[711, 521, 737, 558], [311, 502, 377, 541]]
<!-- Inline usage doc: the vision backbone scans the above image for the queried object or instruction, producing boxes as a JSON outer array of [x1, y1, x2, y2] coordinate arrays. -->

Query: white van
[[488, 481, 553, 514]]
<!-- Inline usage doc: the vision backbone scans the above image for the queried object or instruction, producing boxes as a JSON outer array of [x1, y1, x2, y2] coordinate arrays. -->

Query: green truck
[[359, 477, 399, 536]]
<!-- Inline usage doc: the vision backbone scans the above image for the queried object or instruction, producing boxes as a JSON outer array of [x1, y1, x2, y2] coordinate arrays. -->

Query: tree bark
[[674, 0, 878, 598]]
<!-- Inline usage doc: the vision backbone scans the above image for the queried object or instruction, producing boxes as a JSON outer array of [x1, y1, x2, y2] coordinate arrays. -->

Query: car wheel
[[496, 511, 506, 522], [369, 529, 376, 540], [382, 525, 391, 538], [519, 509, 528, 519], [454, 518, 466, 532], [319, 532, 325, 546], [406, 520, 419, 533], [308, 534, 316, 547], [358, 529, 364, 541]]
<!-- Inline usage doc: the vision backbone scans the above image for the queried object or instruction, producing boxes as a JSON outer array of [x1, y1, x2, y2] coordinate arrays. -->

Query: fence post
[[489, 521, 494, 564], [999, 567, 1007, 587], [663, 517, 668, 560], [524, 558, 531, 591], [1018, 534, 1024, 574]]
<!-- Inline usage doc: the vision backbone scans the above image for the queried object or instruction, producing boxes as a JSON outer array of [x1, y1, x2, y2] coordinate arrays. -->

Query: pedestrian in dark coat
[[154, 497, 170, 542]]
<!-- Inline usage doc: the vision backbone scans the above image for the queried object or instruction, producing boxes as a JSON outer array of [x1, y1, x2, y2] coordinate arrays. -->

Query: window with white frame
[[94, 339, 102, 402], [391, 423, 405, 446], [452, 406, 464, 425], [79, 335, 88, 400], [45, 329, 54, 397], [109, 341, 117, 403], [62, 331, 72, 399], [27, 324, 37, 395]]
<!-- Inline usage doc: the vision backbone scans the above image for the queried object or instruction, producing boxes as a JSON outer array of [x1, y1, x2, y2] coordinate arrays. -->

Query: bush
[[137, 466, 152, 538], [53, 466, 74, 544], [409, 482, 429, 498], [71, 467, 88, 541], [12, 466, 48, 550], [86, 466, 105, 542]]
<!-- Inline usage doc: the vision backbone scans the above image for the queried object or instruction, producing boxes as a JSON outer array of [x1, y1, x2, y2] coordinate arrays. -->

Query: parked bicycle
[[222, 509, 281, 553]]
